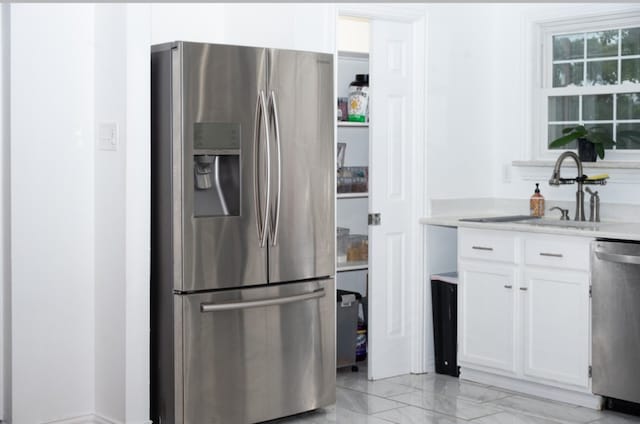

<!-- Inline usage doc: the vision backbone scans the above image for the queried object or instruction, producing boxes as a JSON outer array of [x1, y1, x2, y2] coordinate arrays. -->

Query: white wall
[[123, 5, 151, 423], [9, 4, 151, 423], [16, 2, 622, 421], [7, 3, 334, 423], [10, 4, 95, 423], [425, 4, 500, 200], [1, 3, 9, 421], [424, 3, 640, 208], [491, 4, 640, 207], [94, 4, 127, 423], [150, 3, 335, 53], [94, 5, 152, 423]]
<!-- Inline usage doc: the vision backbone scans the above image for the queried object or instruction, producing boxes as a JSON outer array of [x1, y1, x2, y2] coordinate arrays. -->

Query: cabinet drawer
[[459, 228, 518, 264], [524, 236, 591, 271]]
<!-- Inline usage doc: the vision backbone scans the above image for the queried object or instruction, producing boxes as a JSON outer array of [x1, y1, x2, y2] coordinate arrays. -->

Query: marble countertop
[[421, 214, 640, 241]]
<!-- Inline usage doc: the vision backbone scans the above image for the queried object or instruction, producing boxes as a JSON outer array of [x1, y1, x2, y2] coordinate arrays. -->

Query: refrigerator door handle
[[200, 288, 325, 312], [253, 89, 271, 248], [268, 90, 282, 247]]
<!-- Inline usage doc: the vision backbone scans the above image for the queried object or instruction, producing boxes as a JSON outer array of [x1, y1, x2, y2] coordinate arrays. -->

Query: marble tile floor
[[271, 364, 640, 424]]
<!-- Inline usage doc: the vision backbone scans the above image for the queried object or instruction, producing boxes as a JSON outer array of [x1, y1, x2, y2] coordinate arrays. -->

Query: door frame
[[335, 5, 428, 375]]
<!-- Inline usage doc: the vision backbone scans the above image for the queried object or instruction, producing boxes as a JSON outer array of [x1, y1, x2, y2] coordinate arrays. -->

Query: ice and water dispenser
[[192, 122, 241, 217]]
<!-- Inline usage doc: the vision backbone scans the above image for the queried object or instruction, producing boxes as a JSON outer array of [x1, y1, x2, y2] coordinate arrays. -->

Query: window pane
[[621, 58, 640, 84], [616, 123, 640, 149], [583, 94, 613, 121], [549, 96, 579, 121], [548, 124, 578, 149], [587, 30, 619, 58], [617, 93, 640, 120], [553, 33, 584, 60], [621, 27, 640, 56], [553, 63, 584, 87], [586, 60, 618, 85]]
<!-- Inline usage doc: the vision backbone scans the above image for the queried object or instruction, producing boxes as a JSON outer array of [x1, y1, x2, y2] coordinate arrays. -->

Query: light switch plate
[[98, 122, 118, 151]]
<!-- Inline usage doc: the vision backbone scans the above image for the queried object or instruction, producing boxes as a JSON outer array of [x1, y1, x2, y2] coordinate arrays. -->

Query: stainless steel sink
[[513, 218, 601, 230], [459, 215, 539, 223], [459, 215, 602, 230]]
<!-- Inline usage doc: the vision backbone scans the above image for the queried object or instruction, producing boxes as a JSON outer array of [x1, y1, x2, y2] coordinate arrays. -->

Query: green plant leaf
[[549, 132, 581, 148], [586, 132, 605, 144], [578, 124, 615, 146], [595, 143, 605, 159]]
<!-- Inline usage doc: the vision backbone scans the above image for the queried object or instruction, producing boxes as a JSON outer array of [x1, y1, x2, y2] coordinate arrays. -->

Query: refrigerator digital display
[[194, 122, 240, 150]]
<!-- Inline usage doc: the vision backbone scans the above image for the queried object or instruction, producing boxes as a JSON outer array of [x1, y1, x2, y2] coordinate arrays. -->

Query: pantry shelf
[[337, 261, 369, 272]]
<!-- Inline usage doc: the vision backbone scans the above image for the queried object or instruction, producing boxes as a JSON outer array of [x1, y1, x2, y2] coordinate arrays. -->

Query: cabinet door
[[458, 261, 518, 375], [522, 268, 590, 389]]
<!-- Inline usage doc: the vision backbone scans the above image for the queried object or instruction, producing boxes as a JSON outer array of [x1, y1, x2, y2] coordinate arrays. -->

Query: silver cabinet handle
[[540, 252, 563, 258], [472, 246, 493, 251], [200, 288, 325, 312], [268, 90, 282, 247], [595, 251, 640, 265], [520, 287, 528, 291], [253, 90, 271, 248], [504, 284, 513, 289]]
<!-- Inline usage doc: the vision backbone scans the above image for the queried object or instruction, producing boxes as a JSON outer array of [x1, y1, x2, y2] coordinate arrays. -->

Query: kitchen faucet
[[548, 151, 585, 221]]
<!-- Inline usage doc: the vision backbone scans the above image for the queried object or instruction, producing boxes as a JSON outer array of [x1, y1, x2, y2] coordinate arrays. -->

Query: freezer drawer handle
[[595, 250, 640, 265], [200, 288, 326, 312]]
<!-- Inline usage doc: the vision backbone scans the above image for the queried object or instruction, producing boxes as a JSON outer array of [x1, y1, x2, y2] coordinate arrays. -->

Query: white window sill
[[512, 160, 640, 170], [512, 160, 640, 184]]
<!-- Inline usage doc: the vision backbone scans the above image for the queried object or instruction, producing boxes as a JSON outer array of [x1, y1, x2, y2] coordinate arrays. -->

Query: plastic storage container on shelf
[[346, 234, 368, 263], [337, 166, 368, 194], [337, 227, 350, 264]]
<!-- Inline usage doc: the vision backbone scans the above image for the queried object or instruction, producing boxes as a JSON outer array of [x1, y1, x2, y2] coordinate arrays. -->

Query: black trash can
[[431, 272, 459, 377]]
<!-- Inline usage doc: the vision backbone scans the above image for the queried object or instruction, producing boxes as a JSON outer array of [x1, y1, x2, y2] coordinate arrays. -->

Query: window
[[538, 12, 640, 160]]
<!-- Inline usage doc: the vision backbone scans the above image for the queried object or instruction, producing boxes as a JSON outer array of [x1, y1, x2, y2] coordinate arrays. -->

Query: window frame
[[533, 10, 640, 161]]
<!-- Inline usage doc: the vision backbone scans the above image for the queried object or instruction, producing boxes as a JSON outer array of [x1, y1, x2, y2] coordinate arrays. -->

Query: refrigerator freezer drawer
[[178, 279, 335, 424]]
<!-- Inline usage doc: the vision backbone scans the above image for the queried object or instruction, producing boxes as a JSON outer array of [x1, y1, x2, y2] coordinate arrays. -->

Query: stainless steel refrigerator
[[151, 41, 335, 424]]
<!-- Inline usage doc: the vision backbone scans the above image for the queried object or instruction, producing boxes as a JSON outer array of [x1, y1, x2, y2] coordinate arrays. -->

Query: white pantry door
[[368, 18, 414, 380]]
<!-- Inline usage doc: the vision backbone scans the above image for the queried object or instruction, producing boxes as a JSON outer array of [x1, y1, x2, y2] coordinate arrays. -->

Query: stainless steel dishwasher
[[592, 240, 640, 410]]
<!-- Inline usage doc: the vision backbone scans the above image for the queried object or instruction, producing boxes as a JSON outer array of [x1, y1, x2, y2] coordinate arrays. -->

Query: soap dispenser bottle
[[530, 183, 545, 217]]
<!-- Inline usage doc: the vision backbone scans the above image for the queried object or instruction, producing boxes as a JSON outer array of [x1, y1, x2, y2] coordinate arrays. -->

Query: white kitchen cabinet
[[458, 261, 518, 375], [457, 228, 598, 408], [521, 234, 591, 389], [522, 268, 590, 389]]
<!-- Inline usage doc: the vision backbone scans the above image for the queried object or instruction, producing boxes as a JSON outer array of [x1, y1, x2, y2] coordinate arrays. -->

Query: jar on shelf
[[348, 74, 369, 122]]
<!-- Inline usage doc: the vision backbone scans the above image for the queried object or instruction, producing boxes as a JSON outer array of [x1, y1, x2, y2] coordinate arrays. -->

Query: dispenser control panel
[[194, 122, 240, 151]]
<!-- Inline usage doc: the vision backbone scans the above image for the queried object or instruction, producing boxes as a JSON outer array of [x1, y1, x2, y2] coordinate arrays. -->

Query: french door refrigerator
[[151, 42, 335, 424]]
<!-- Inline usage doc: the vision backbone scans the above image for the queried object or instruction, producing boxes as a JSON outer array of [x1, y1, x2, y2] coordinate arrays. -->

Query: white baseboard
[[461, 368, 604, 410], [43, 414, 152, 424], [93, 413, 120, 424], [43, 415, 97, 424]]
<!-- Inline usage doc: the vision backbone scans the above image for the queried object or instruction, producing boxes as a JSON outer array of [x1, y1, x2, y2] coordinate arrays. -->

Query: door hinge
[[368, 213, 381, 226], [589, 365, 592, 378], [589, 284, 592, 298]]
